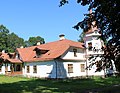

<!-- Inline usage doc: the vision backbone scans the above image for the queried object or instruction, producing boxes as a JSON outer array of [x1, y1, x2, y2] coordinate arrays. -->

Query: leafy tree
[[60, 0, 120, 74], [0, 25, 25, 52], [0, 25, 9, 52], [78, 32, 85, 43], [7, 32, 25, 52], [0, 25, 45, 52], [25, 36, 45, 47]]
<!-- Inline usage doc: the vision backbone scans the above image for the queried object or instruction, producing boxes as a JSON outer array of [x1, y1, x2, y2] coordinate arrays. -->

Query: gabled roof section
[[0, 52, 22, 63], [17, 39, 84, 62], [5, 59, 22, 63], [0, 52, 10, 59]]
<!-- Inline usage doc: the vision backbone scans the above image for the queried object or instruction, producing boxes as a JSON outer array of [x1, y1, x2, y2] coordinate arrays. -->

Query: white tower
[[84, 23, 104, 56], [83, 9, 105, 76]]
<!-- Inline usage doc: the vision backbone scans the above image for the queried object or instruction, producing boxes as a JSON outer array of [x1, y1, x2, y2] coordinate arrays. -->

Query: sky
[[0, 0, 88, 43]]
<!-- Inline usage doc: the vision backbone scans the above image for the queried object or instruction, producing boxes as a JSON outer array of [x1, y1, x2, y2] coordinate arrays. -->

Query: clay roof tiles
[[17, 39, 84, 62]]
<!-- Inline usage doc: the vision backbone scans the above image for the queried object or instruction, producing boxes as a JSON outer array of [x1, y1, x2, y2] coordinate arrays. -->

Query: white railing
[[87, 47, 104, 55]]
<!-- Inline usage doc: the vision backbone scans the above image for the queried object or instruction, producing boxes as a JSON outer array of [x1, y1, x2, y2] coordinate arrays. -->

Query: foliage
[[25, 36, 45, 47], [0, 25, 45, 52], [7, 32, 25, 52], [0, 25, 9, 52], [0, 25, 25, 53], [0, 75, 120, 93], [60, 0, 120, 73], [78, 31, 85, 43]]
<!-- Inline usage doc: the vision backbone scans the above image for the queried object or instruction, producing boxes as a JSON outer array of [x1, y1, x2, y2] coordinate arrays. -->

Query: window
[[33, 65, 37, 73], [16, 64, 22, 71], [88, 42, 92, 51], [94, 30, 98, 34], [73, 49, 77, 57], [96, 61, 102, 72], [16, 53, 20, 59], [68, 64, 73, 73], [34, 48, 49, 58], [36, 50, 41, 58], [27, 66, 30, 73], [80, 64, 85, 72]]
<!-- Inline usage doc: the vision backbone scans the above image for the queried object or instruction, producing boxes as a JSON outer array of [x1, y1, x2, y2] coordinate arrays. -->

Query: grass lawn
[[0, 75, 120, 93]]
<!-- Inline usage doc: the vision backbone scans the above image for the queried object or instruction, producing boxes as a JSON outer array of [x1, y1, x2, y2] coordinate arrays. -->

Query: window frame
[[80, 64, 85, 72], [68, 64, 73, 73], [27, 66, 30, 73], [33, 65, 37, 73], [73, 49, 77, 57], [88, 42, 92, 51]]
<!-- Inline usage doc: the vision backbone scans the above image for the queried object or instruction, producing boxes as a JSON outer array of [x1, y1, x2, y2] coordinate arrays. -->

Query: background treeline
[[0, 25, 45, 53]]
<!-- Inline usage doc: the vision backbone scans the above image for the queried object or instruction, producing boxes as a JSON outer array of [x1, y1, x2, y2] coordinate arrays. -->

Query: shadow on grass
[[0, 77, 120, 93]]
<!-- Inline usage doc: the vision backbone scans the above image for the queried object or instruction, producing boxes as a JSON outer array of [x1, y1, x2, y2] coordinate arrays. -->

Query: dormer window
[[34, 47, 49, 58], [15, 53, 20, 59], [36, 50, 41, 57], [73, 49, 77, 57], [88, 42, 92, 51], [8, 53, 14, 59]]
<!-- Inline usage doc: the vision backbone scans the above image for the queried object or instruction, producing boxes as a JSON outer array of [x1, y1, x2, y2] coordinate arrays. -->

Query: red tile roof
[[0, 53, 22, 63], [17, 39, 84, 62], [0, 53, 10, 59], [85, 29, 93, 34], [5, 59, 22, 63]]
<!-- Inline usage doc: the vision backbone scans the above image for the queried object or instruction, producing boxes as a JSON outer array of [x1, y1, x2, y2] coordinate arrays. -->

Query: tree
[[25, 36, 45, 47], [60, 0, 120, 74], [7, 32, 25, 52], [0, 25, 9, 52], [0, 25, 25, 52], [78, 32, 85, 43]]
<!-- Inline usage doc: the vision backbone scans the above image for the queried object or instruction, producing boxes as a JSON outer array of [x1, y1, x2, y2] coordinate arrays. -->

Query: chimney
[[2, 50, 5, 53], [37, 41, 41, 45], [20, 46, 24, 48], [59, 34, 65, 40]]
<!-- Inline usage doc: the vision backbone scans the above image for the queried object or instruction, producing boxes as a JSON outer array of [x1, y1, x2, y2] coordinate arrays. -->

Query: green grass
[[0, 75, 120, 93]]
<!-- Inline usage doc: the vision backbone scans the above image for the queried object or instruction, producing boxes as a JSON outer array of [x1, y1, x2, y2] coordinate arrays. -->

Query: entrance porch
[[4, 58, 23, 76]]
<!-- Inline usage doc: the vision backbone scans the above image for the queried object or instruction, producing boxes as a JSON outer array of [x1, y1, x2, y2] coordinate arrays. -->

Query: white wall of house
[[0, 65, 5, 74], [0, 63, 11, 75], [86, 56, 105, 76], [62, 61, 104, 78], [87, 63, 105, 76], [23, 61, 57, 78], [23, 60, 87, 78], [61, 47, 85, 60], [62, 61, 86, 78], [7, 64, 11, 71]]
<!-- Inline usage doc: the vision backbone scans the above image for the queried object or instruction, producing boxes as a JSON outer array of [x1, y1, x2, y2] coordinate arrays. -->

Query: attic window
[[8, 53, 14, 59], [73, 49, 77, 57], [88, 42, 92, 51], [16, 53, 20, 59], [34, 48, 49, 58], [36, 50, 41, 57]]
